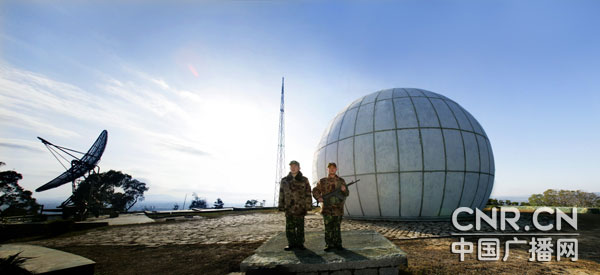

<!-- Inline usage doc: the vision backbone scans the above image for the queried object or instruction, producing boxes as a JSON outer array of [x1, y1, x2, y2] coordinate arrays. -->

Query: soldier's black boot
[[297, 244, 306, 250], [324, 246, 335, 252], [284, 245, 294, 251]]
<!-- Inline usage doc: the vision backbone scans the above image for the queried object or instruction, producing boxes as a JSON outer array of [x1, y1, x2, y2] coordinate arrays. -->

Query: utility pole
[[274, 77, 285, 206]]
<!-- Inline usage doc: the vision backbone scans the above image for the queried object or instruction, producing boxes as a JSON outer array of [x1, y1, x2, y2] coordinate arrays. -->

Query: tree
[[173, 203, 179, 210], [117, 178, 149, 211], [487, 198, 499, 206], [73, 170, 148, 218], [528, 189, 599, 207], [0, 162, 40, 217], [188, 193, 207, 209], [214, 198, 224, 209], [543, 189, 559, 206], [528, 194, 544, 206], [245, 199, 258, 208]]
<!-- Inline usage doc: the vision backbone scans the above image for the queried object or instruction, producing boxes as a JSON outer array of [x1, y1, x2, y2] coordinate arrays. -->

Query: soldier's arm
[[341, 179, 350, 197], [278, 181, 285, 211], [304, 180, 312, 209], [312, 180, 322, 201]]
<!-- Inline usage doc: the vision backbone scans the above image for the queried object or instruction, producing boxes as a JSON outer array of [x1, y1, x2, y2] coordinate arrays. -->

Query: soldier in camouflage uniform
[[312, 162, 349, 251], [278, 160, 312, 251]]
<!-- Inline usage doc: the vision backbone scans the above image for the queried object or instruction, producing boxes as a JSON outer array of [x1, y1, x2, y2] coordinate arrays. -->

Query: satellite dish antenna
[[36, 130, 108, 193]]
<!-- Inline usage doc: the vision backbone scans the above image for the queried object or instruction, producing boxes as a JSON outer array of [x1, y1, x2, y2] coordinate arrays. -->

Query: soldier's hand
[[341, 185, 346, 192], [318, 198, 323, 203]]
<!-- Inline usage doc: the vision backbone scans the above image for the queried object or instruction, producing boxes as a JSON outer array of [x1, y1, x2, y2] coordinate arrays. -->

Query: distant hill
[[36, 198, 66, 208], [132, 201, 246, 211], [36, 196, 246, 211]]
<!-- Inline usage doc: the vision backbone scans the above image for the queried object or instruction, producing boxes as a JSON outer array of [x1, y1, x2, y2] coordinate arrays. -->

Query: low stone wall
[[0, 244, 95, 274], [0, 221, 108, 242]]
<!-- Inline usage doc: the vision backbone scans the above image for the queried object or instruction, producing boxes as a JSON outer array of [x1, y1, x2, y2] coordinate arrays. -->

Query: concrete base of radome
[[240, 230, 407, 275]]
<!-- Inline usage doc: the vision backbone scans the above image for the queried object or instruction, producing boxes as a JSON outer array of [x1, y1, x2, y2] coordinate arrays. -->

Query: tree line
[[1, 161, 148, 220], [488, 189, 599, 207], [174, 194, 224, 210], [527, 189, 599, 207], [173, 197, 267, 210]]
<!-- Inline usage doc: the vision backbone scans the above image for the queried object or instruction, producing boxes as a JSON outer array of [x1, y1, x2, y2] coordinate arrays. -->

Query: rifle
[[322, 179, 360, 202]]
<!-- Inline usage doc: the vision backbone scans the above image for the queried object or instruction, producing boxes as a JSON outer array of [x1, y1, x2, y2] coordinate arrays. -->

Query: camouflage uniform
[[312, 175, 349, 248], [278, 171, 312, 247]]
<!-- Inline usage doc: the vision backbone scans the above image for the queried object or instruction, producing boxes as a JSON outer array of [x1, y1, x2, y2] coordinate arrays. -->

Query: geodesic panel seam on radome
[[313, 88, 494, 220]]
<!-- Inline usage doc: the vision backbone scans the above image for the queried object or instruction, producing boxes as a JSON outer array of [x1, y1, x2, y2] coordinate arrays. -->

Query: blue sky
[[1, 0, 598, 205]]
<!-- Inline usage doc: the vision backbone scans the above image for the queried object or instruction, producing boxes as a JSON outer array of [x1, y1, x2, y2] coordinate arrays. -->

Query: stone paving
[[27, 212, 551, 247]]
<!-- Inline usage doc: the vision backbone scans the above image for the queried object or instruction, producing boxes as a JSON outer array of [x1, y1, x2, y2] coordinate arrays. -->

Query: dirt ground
[[393, 213, 600, 274], [394, 237, 599, 275], [6, 211, 600, 274], [51, 237, 599, 275], [55, 242, 263, 275]]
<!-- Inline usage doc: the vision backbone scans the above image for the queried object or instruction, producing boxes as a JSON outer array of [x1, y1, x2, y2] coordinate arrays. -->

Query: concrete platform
[[86, 213, 155, 225], [0, 244, 95, 274], [240, 230, 407, 275]]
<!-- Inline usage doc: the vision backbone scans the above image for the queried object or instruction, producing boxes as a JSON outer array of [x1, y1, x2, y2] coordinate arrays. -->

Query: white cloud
[[0, 138, 45, 153], [0, 64, 281, 205]]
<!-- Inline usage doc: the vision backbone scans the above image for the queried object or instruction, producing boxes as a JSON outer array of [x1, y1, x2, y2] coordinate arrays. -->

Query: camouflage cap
[[327, 162, 337, 168], [289, 160, 300, 166]]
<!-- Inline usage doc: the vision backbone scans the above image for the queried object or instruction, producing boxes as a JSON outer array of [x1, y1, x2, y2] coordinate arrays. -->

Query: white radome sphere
[[312, 88, 495, 220]]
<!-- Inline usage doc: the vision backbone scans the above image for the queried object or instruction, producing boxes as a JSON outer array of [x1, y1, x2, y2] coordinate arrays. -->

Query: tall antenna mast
[[274, 77, 286, 206]]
